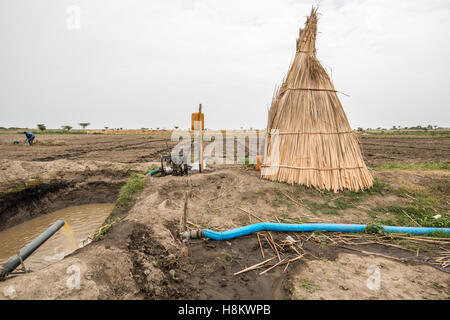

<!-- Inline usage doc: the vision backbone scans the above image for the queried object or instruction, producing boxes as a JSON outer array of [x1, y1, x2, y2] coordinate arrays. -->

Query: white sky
[[0, 0, 449, 130]]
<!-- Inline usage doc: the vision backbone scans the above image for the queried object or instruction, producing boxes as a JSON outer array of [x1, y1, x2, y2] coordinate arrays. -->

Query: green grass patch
[[240, 190, 265, 203], [371, 192, 449, 228], [364, 222, 388, 235], [365, 178, 449, 228], [302, 199, 343, 216], [375, 218, 397, 226], [92, 174, 146, 241], [386, 205, 450, 228], [363, 130, 450, 137], [278, 212, 305, 224], [271, 188, 294, 208], [367, 177, 390, 193], [297, 183, 381, 216], [371, 161, 450, 171], [6, 175, 44, 193], [115, 173, 146, 209], [300, 279, 320, 293]]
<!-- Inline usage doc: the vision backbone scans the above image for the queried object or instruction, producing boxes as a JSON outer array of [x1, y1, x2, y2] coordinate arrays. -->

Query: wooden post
[[198, 104, 203, 173], [183, 192, 188, 232]]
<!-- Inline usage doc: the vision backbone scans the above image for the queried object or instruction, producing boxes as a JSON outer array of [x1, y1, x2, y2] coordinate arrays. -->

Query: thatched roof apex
[[296, 7, 318, 55]]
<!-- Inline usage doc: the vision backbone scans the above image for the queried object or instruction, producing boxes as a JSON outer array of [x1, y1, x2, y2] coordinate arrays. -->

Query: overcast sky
[[0, 0, 449, 130]]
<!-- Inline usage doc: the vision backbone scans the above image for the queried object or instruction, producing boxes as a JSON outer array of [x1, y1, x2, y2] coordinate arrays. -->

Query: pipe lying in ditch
[[1, 220, 65, 278], [181, 223, 450, 241]]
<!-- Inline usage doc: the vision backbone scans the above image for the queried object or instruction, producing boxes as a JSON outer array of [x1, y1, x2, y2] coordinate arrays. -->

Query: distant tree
[[357, 127, 364, 132], [62, 125, 72, 131], [174, 126, 179, 130], [37, 124, 46, 131], [104, 126, 109, 130], [79, 122, 90, 129]]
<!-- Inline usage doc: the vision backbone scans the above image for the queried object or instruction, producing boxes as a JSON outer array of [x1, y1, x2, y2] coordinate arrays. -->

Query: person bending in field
[[24, 130, 35, 146]]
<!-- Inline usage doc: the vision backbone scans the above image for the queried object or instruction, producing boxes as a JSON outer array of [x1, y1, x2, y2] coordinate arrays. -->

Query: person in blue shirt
[[23, 130, 35, 146]]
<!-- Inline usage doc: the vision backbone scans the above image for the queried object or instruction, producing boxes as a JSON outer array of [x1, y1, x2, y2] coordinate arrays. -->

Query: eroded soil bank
[[0, 159, 156, 230], [1, 167, 448, 300]]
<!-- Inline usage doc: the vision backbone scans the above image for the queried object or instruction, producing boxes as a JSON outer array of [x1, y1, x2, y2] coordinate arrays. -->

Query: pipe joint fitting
[[181, 229, 204, 240]]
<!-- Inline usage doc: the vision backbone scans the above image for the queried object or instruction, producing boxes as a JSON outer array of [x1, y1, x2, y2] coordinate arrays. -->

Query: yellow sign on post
[[191, 112, 204, 130]]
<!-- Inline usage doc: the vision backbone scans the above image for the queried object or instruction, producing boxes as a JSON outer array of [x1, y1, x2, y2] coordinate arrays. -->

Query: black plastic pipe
[[1, 220, 65, 278]]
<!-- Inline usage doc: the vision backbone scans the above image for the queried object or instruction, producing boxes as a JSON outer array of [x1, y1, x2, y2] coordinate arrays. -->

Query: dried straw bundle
[[261, 8, 373, 192]]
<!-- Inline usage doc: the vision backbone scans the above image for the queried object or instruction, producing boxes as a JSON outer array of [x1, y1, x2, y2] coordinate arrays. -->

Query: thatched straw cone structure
[[261, 8, 373, 192]]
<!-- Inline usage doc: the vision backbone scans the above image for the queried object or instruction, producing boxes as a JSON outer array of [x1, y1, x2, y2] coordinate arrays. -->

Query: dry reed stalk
[[259, 257, 288, 275], [338, 246, 405, 262], [234, 257, 276, 276], [279, 190, 304, 206], [187, 220, 201, 228], [290, 244, 301, 256], [268, 232, 282, 261], [288, 254, 305, 263], [385, 234, 450, 244], [400, 209, 422, 227], [261, 7, 373, 192], [257, 233, 265, 258], [278, 191, 327, 222], [283, 261, 290, 273], [262, 233, 279, 261], [238, 207, 264, 222]]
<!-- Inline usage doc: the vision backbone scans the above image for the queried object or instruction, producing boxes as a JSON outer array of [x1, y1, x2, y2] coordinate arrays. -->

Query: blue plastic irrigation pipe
[[201, 223, 450, 241]]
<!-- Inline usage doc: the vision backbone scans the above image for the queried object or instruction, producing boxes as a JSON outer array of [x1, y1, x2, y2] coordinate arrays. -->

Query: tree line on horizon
[[0, 124, 449, 132], [356, 125, 447, 131]]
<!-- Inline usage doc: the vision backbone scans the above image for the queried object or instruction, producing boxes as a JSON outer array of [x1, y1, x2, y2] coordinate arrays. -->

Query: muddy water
[[0, 203, 114, 272]]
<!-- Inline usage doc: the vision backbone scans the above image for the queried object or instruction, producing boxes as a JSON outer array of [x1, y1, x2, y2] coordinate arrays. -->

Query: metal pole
[[1, 220, 66, 278], [198, 103, 203, 173]]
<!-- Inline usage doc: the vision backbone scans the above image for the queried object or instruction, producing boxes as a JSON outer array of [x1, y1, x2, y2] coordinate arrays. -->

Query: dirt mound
[[0, 159, 156, 193], [291, 253, 450, 300], [1, 167, 449, 300]]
